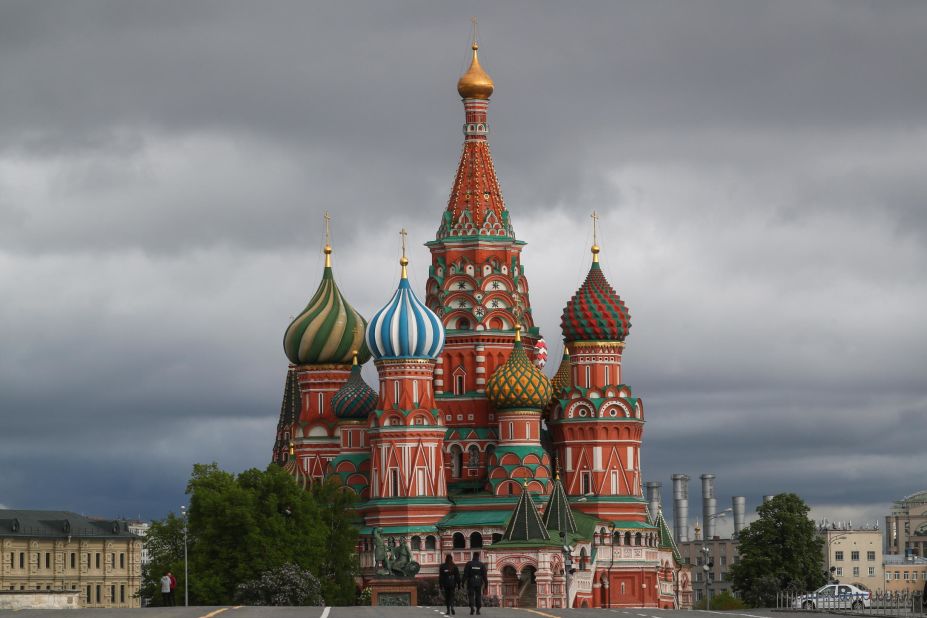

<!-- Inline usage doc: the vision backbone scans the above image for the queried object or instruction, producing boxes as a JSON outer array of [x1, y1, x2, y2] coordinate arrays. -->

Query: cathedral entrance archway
[[518, 565, 537, 608], [501, 565, 518, 607]]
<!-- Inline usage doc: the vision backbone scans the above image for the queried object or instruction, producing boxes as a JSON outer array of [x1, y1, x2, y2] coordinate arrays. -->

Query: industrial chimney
[[732, 496, 746, 538], [671, 474, 690, 542], [646, 481, 663, 523], [701, 473, 718, 539]]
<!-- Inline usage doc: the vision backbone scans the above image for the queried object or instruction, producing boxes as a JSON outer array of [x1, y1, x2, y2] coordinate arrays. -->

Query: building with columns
[[272, 37, 689, 609]]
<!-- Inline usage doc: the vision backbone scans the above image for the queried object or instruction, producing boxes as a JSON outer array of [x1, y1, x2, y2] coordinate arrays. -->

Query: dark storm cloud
[[0, 1, 925, 523]]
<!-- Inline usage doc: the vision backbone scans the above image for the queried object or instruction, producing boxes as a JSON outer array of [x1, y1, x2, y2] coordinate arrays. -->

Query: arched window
[[410, 536, 421, 551], [470, 532, 483, 548], [485, 444, 496, 464], [425, 535, 437, 550], [624, 531, 632, 546], [455, 374, 465, 395], [449, 445, 463, 478], [635, 532, 642, 546], [467, 445, 480, 467], [579, 547, 588, 570], [453, 532, 466, 549], [457, 317, 471, 330]]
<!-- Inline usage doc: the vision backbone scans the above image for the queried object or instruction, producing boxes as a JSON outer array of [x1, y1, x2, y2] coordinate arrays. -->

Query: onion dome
[[331, 352, 378, 420], [560, 245, 631, 342], [457, 43, 494, 100], [282, 444, 310, 490], [551, 347, 572, 396], [366, 253, 445, 360], [283, 245, 371, 365], [486, 326, 553, 410], [534, 338, 548, 368]]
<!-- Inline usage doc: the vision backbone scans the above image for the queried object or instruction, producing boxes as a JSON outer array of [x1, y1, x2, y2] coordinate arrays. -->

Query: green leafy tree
[[144, 462, 359, 606], [140, 513, 188, 606], [313, 479, 361, 605], [731, 493, 826, 606], [235, 562, 323, 606]]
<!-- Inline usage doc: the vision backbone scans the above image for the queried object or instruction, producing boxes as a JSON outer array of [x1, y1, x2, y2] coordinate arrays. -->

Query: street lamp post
[[701, 546, 713, 610], [180, 505, 189, 607], [608, 523, 616, 608], [824, 532, 848, 584], [561, 530, 572, 609], [701, 508, 731, 610]]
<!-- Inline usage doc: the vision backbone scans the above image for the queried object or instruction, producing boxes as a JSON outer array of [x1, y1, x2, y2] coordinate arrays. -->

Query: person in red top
[[168, 571, 177, 605]]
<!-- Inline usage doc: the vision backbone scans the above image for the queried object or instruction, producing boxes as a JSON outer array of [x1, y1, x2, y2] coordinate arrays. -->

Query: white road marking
[[320, 606, 331, 618]]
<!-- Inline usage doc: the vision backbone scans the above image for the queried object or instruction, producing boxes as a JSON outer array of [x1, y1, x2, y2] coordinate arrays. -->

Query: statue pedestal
[[369, 577, 418, 607]]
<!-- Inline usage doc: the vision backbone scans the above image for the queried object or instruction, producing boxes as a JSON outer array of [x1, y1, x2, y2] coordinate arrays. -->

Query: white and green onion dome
[[365, 256, 445, 360], [283, 246, 371, 365]]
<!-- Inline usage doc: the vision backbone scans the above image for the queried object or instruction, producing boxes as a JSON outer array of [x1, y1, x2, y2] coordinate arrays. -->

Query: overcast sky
[[1, 1, 925, 535]]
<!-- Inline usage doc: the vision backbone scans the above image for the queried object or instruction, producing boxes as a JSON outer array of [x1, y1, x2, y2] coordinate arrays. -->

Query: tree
[[235, 563, 323, 606], [142, 463, 359, 606], [730, 493, 826, 607], [140, 513, 187, 606]]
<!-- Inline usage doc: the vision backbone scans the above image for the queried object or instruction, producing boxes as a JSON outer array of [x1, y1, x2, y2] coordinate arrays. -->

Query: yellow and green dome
[[283, 247, 371, 365], [486, 326, 553, 410], [551, 347, 572, 397]]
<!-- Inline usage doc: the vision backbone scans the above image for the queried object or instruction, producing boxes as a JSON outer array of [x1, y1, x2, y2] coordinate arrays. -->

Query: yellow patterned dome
[[551, 347, 572, 397], [486, 326, 553, 410]]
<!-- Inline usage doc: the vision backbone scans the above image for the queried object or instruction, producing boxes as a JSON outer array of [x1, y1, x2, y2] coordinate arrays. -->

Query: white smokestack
[[732, 496, 746, 538], [701, 474, 717, 539], [646, 481, 663, 523], [672, 474, 690, 542]]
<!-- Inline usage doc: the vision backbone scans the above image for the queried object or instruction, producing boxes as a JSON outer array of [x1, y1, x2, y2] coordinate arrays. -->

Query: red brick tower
[[425, 42, 542, 486], [362, 245, 451, 528], [281, 219, 371, 481], [549, 221, 647, 522]]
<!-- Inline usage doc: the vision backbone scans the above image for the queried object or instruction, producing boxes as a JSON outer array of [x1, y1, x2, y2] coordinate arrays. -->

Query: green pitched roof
[[542, 478, 577, 535], [438, 510, 514, 528], [654, 509, 682, 563], [502, 487, 549, 542]]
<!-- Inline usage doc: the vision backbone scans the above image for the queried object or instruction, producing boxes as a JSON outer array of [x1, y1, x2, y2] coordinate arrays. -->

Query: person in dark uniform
[[438, 554, 461, 615], [463, 552, 487, 615]]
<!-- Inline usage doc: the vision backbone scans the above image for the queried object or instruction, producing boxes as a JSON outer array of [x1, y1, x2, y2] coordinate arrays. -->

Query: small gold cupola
[[457, 42, 494, 100]]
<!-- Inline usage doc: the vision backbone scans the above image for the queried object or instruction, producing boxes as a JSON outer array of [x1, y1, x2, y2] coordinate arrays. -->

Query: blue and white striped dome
[[366, 274, 445, 360]]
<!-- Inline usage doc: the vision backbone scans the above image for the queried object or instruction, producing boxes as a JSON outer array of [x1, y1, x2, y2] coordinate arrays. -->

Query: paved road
[[0, 606, 820, 618]]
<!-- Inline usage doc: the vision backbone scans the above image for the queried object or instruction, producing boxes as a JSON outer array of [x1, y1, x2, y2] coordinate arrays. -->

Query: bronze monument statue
[[372, 528, 420, 577]]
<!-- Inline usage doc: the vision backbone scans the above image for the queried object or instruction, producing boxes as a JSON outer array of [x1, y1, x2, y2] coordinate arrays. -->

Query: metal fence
[[776, 590, 925, 615]]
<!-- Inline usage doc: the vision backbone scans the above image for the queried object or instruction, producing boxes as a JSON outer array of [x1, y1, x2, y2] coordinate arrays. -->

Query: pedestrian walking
[[160, 572, 173, 606], [463, 552, 487, 615], [439, 554, 461, 615]]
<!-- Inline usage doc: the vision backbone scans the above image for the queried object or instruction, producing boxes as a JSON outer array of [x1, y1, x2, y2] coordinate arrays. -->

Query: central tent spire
[[438, 36, 512, 240]]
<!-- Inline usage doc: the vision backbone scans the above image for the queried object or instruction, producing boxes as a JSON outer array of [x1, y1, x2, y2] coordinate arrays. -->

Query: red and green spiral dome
[[560, 254, 631, 343]]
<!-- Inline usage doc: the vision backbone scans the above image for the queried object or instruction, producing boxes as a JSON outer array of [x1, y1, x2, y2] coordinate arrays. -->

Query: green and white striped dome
[[283, 250, 371, 365]]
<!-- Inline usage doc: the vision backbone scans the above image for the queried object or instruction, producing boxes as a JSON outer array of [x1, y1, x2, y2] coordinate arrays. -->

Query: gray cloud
[[0, 1, 925, 525]]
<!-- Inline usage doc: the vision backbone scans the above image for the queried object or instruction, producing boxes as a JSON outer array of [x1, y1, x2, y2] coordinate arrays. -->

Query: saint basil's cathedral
[[271, 39, 691, 609]]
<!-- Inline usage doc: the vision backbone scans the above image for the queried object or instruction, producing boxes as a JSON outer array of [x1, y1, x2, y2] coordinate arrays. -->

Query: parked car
[[793, 584, 872, 610]]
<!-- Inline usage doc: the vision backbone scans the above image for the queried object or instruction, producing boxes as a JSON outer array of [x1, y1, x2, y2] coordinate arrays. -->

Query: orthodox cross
[[400, 227, 408, 259], [591, 210, 599, 246], [323, 211, 331, 246], [471, 16, 478, 46]]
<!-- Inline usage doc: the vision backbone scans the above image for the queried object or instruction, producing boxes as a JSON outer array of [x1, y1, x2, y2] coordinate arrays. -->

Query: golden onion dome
[[486, 326, 553, 410], [457, 43, 494, 100]]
